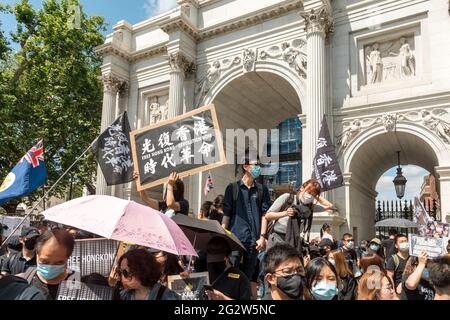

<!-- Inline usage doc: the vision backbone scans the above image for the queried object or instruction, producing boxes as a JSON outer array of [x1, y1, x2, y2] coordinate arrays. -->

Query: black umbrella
[[172, 214, 246, 252]]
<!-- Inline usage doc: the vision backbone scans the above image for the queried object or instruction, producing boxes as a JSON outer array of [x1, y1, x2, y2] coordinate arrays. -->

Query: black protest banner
[[168, 271, 209, 300], [67, 238, 119, 277], [130, 104, 226, 191], [92, 112, 134, 186], [57, 281, 114, 300], [408, 233, 446, 259], [312, 115, 344, 191]]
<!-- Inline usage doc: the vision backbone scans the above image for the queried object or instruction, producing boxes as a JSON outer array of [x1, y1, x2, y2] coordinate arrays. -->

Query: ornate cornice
[[95, 42, 168, 63], [299, 5, 333, 37], [160, 17, 200, 41]]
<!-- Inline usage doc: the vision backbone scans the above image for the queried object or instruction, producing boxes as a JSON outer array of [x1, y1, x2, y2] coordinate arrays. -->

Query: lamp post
[[393, 151, 407, 199]]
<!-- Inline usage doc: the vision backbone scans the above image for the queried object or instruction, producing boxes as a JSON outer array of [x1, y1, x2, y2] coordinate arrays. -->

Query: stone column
[[96, 74, 120, 195], [168, 53, 196, 118], [435, 166, 450, 223], [301, 6, 333, 178]]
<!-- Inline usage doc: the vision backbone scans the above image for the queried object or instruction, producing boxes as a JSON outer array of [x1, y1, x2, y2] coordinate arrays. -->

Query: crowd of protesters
[[0, 153, 449, 300]]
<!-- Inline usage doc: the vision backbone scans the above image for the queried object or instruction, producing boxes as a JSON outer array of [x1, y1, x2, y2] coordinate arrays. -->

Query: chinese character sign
[[312, 116, 344, 191], [92, 112, 134, 186], [130, 104, 226, 191]]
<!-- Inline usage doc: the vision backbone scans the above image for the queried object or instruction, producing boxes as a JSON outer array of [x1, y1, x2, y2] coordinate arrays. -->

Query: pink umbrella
[[42, 195, 197, 256]]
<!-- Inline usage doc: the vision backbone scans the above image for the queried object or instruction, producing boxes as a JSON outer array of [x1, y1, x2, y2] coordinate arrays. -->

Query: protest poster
[[130, 104, 226, 191], [0, 216, 30, 237], [413, 197, 432, 236], [57, 281, 114, 300], [425, 220, 450, 238], [168, 271, 209, 300], [67, 238, 119, 277], [408, 233, 446, 259]]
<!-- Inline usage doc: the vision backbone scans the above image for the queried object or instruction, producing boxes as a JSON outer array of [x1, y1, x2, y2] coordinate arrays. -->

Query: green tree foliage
[[0, 0, 106, 213]]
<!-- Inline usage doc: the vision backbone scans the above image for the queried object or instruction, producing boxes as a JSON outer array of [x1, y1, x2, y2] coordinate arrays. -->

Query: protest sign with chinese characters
[[312, 115, 344, 191], [168, 272, 209, 300], [130, 104, 226, 191], [408, 233, 446, 259]]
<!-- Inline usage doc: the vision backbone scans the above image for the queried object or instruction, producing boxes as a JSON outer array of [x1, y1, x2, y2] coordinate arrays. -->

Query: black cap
[[5, 235, 22, 251], [319, 238, 334, 249], [20, 227, 40, 239]]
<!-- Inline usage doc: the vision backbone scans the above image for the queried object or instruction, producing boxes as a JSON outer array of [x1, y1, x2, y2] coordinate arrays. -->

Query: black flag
[[92, 112, 134, 185], [311, 115, 344, 191]]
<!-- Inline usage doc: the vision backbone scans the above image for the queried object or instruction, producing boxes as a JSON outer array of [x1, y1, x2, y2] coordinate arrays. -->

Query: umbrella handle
[[187, 234, 197, 271]]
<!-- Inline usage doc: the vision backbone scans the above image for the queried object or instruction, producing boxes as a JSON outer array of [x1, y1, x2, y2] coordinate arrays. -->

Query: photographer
[[1, 227, 39, 276]]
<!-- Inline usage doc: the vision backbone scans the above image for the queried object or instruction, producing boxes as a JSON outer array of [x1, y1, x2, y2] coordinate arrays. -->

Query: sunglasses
[[117, 268, 132, 279]]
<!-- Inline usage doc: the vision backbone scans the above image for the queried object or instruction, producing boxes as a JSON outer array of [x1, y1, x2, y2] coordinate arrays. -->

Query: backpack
[[0, 268, 38, 300], [266, 193, 297, 237], [230, 182, 264, 217]]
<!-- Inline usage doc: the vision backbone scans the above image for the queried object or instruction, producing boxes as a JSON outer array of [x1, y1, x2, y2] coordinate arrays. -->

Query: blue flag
[[0, 140, 47, 205]]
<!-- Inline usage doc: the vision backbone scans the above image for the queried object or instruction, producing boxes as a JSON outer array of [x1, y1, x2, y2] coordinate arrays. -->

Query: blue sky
[[0, 0, 178, 49]]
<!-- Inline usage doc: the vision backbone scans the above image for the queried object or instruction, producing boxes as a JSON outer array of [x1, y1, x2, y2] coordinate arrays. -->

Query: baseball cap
[[319, 238, 334, 249], [21, 227, 40, 239], [370, 238, 381, 246]]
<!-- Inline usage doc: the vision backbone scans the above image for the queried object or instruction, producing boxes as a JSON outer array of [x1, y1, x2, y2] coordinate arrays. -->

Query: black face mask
[[276, 274, 304, 300], [24, 237, 37, 250], [207, 261, 226, 284]]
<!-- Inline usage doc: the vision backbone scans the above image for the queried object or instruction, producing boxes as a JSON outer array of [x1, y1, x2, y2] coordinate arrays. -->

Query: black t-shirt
[[212, 266, 252, 300], [386, 254, 407, 287], [159, 199, 189, 215], [382, 239, 397, 258], [400, 275, 435, 300], [1, 252, 37, 275], [30, 271, 74, 300]]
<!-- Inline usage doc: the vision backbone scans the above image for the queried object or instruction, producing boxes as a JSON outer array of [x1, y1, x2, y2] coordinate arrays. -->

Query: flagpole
[[0, 139, 97, 250]]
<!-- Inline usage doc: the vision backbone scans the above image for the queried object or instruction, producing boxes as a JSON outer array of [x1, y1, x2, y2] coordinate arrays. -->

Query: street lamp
[[393, 151, 407, 199]]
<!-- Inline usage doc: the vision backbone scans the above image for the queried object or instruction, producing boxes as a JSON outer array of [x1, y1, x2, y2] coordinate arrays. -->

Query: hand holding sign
[[418, 251, 428, 265]]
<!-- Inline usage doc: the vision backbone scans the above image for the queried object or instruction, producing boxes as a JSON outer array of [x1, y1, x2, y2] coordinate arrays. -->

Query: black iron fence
[[375, 198, 439, 237]]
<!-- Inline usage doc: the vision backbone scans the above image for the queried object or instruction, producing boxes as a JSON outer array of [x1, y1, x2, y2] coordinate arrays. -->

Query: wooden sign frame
[[130, 104, 227, 191]]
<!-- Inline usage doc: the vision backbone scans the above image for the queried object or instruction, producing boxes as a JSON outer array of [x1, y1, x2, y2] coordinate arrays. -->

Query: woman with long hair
[[357, 268, 397, 300], [150, 250, 186, 287], [265, 179, 333, 250], [329, 250, 357, 300], [359, 253, 385, 274], [303, 257, 339, 300], [320, 223, 333, 241]]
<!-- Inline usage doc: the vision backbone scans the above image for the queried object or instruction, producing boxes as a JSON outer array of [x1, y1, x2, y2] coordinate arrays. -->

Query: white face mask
[[399, 242, 409, 252], [301, 192, 314, 205]]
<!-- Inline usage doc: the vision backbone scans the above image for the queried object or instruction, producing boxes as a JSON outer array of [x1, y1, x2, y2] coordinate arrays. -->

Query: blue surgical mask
[[421, 268, 429, 280], [311, 281, 337, 300], [370, 244, 379, 252], [37, 263, 66, 281], [250, 165, 261, 178]]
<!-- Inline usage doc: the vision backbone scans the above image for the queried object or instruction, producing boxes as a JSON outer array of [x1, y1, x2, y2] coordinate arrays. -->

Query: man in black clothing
[[386, 234, 409, 294], [204, 237, 252, 300], [221, 154, 271, 283], [28, 228, 75, 300], [382, 228, 398, 259], [340, 233, 358, 271], [1, 227, 39, 276]]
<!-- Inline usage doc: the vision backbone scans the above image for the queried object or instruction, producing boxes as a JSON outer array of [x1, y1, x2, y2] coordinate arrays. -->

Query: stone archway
[[337, 123, 450, 240], [188, 67, 304, 214]]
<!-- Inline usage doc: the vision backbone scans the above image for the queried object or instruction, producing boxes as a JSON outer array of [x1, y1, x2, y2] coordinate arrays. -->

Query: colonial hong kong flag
[[204, 171, 214, 196], [0, 140, 47, 205]]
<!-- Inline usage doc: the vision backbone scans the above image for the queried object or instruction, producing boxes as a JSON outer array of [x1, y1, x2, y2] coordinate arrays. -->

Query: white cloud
[[376, 165, 429, 201], [144, 0, 178, 18]]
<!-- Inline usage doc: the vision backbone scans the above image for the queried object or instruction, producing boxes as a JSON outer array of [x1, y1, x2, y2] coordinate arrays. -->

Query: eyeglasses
[[117, 268, 132, 279], [274, 266, 304, 277]]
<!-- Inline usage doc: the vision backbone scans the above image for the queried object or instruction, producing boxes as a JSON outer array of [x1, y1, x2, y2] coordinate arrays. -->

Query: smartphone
[[203, 285, 214, 292]]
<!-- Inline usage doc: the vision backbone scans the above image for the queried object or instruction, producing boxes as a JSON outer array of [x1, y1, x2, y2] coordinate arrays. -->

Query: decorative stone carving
[[260, 39, 307, 78], [364, 35, 416, 85], [381, 113, 397, 132], [194, 56, 241, 107], [338, 108, 450, 149], [102, 74, 122, 93], [337, 119, 362, 149], [299, 6, 333, 36], [168, 53, 196, 78], [147, 96, 169, 125], [243, 48, 256, 73], [420, 109, 450, 144]]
